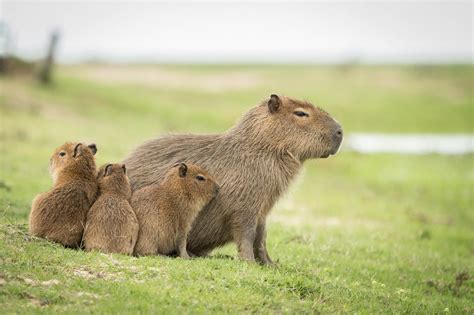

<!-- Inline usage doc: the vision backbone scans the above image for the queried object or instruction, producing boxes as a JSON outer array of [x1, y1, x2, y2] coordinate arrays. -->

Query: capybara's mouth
[[327, 137, 343, 158], [320, 151, 335, 158], [321, 144, 342, 159]]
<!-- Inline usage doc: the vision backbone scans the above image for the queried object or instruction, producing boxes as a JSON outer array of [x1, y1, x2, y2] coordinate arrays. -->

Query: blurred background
[[0, 1, 472, 311], [2, 1, 472, 63], [1, 0, 472, 246]]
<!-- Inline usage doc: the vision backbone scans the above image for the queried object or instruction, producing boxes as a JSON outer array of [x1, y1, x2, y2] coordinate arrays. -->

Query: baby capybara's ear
[[178, 163, 187, 178], [268, 94, 282, 114], [87, 143, 97, 155], [104, 164, 113, 177], [73, 143, 82, 157]]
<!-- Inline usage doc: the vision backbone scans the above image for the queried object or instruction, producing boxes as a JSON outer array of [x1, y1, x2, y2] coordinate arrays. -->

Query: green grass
[[0, 64, 473, 313]]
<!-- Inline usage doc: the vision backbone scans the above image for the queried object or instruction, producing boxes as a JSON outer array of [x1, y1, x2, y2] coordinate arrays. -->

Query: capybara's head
[[49, 142, 97, 182], [97, 163, 131, 198], [246, 94, 343, 161], [165, 163, 220, 207]]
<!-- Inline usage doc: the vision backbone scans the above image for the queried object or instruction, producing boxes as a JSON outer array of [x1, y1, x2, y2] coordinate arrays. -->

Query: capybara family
[[132, 163, 219, 258], [29, 142, 98, 248], [83, 163, 139, 254], [124, 94, 343, 264], [29, 94, 342, 264]]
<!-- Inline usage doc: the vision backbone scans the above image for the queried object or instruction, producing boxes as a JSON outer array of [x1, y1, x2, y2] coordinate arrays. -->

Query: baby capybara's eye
[[59, 151, 66, 157], [196, 175, 205, 181]]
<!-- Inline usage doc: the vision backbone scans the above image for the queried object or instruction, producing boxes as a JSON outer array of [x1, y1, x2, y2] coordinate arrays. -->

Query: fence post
[[38, 29, 60, 84]]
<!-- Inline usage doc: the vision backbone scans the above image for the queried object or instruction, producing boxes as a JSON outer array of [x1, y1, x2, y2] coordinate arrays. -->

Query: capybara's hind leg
[[254, 222, 274, 265]]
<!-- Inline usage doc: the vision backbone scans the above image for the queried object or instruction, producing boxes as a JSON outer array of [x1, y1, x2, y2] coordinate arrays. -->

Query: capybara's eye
[[196, 175, 205, 181], [59, 151, 66, 157], [294, 111, 309, 118]]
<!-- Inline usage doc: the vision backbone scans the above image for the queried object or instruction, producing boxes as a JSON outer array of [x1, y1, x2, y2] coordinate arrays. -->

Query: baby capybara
[[132, 163, 219, 258], [29, 142, 98, 248], [83, 163, 139, 255]]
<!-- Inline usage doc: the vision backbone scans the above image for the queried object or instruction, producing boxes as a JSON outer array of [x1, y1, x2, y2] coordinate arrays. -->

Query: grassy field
[[0, 64, 473, 313]]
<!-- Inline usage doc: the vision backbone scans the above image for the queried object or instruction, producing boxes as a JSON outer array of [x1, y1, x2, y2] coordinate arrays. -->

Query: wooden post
[[0, 22, 9, 74], [38, 30, 60, 84]]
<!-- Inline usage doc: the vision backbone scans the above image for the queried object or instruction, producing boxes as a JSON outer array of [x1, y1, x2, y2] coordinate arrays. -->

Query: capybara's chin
[[321, 139, 343, 158]]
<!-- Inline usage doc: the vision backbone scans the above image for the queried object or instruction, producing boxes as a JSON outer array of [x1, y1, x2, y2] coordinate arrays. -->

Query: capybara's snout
[[322, 121, 343, 157], [331, 123, 343, 154]]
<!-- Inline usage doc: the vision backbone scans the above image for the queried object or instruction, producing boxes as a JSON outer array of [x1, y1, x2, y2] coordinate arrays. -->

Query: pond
[[344, 134, 474, 155]]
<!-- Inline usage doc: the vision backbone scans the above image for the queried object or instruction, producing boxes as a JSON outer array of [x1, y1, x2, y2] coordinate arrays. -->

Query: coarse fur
[[29, 142, 98, 248], [83, 163, 139, 255], [123, 94, 343, 264], [132, 163, 219, 258]]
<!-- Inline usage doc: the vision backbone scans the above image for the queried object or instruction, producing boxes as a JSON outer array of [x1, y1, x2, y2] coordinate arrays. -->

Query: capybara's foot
[[256, 255, 272, 266], [259, 258, 278, 267], [255, 246, 277, 266], [239, 247, 256, 263], [179, 251, 190, 259], [256, 254, 275, 266]]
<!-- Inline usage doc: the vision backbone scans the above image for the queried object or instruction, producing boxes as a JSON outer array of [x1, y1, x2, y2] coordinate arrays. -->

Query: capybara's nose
[[214, 184, 220, 195], [332, 125, 343, 150]]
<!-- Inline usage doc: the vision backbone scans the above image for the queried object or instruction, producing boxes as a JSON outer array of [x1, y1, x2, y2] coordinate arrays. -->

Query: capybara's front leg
[[177, 230, 190, 259], [234, 223, 257, 262], [254, 221, 274, 265]]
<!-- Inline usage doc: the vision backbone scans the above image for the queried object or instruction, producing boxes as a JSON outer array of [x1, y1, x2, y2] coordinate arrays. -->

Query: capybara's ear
[[121, 164, 127, 174], [104, 164, 113, 177], [178, 163, 187, 178], [73, 143, 82, 157], [268, 94, 281, 114], [87, 143, 97, 155]]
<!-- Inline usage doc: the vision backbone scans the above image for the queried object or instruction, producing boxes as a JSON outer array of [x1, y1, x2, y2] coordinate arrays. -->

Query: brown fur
[[29, 142, 98, 248], [123, 94, 343, 264], [132, 163, 219, 258], [83, 163, 139, 255]]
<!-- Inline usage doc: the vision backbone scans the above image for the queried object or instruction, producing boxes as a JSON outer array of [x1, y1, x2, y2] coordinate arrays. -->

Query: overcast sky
[[1, 1, 472, 63]]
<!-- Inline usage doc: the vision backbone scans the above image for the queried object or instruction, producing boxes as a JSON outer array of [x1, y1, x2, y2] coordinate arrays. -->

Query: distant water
[[345, 134, 474, 155]]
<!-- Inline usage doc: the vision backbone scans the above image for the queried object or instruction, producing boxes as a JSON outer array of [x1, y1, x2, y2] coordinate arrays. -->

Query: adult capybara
[[123, 94, 343, 264], [29, 142, 98, 248]]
